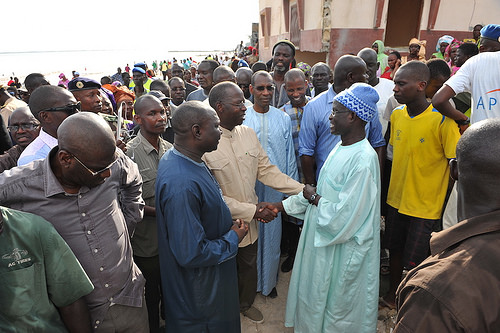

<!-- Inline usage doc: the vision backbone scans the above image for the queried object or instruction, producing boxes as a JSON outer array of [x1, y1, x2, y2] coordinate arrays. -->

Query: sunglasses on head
[[40, 102, 81, 115]]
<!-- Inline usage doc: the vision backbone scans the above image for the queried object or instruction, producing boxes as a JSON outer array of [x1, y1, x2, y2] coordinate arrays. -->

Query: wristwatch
[[309, 193, 318, 204]]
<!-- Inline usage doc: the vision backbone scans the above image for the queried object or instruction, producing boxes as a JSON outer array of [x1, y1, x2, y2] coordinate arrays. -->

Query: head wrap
[[111, 85, 135, 104], [436, 35, 454, 52], [296, 62, 311, 77], [334, 83, 379, 122], [59, 73, 66, 79], [408, 38, 427, 60]]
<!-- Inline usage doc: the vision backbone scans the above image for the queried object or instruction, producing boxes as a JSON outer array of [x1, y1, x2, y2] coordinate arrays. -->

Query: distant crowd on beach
[[1, 23, 500, 333]]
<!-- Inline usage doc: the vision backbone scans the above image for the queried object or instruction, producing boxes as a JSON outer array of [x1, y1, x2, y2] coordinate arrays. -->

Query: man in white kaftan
[[278, 83, 381, 332]]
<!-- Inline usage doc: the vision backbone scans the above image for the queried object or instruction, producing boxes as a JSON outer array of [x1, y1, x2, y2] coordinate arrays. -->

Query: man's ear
[[133, 114, 142, 125], [249, 84, 254, 96], [58, 150, 73, 169], [192, 123, 202, 140], [449, 158, 458, 181], [38, 111, 50, 123], [418, 80, 427, 92]]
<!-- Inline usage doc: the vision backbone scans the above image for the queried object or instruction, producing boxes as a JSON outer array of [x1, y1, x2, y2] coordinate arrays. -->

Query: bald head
[[357, 48, 378, 62], [134, 95, 163, 115], [57, 112, 116, 158], [455, 118, 500, 218], [28, 85, 77, 119], [333, 55, 368, 90], [251, 70, 273, 85], [284, 68, 306, 82], [213, 65, 236, 84], [397, 61, 430, 83], [150, 79, 171, 98], [171, 101, 215, 136], [236, 67, 253, 81], [24, 73, 49, 95], [9, 106, 37, 125]]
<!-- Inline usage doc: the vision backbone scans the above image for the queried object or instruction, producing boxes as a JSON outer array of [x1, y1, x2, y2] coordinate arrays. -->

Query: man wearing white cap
[[271, 83, 381, 333]]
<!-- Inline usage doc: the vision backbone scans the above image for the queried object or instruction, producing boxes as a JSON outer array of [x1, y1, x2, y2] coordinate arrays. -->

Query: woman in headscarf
[[445, 39, 464, 76], [372, 40, 388, 77], [401, 38, 427, 63], [432, 35, 454, 59]]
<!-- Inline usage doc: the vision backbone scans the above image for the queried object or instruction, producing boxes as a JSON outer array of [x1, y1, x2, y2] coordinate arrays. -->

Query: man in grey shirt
[[0, 112, 148, 332]]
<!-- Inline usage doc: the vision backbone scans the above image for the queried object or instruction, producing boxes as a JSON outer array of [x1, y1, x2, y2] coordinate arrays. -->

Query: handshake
[[254, 201, 284, 223]]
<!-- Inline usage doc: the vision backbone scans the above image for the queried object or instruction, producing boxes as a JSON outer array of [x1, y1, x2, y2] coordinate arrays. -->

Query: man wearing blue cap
[[131, 67, 148, 99], [69, 77, 102, 113], [271, 83, 382, 333], [129, 63, 153, 91], [433, 23, 500, 125]]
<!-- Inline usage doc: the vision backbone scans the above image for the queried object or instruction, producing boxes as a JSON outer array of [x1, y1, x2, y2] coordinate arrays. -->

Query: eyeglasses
[[331, 109, 352, 115], [7, 123, 39, 132], [254, 85, 275, 92], [221, 101, 246, 109], [71, 153, 117, 176], [40, 102, 81, 115], [238, 83, 250, 89]]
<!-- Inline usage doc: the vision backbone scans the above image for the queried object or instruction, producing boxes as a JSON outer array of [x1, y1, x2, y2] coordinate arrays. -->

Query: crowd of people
[[0, 23, 499, 333]]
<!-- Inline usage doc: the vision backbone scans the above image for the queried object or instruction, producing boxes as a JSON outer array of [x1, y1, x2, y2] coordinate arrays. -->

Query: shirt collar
[[38, 128, 59, 149], [136, 131, 158, 155], [430, 210, 500, 254], [221, 126, 233, 138], [43, 147, 68, 197]]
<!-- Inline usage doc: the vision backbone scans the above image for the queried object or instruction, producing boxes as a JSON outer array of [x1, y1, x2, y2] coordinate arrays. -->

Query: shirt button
[[79, 195, 82, 199], [81, 213, 86, 217], [94, 249, 98, 253], [96, 320, 100, 324], [87, 230, 91, 235], [109, 297, 113, 301], [105, 283, 109, 288], [99, 267, 104, 271]]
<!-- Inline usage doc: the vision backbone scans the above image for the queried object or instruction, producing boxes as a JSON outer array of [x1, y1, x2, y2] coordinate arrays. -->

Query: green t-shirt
[[0, 207, 94, 332]]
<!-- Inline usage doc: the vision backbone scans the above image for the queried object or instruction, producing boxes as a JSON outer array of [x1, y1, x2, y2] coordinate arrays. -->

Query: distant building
[[258, 0, 499, 66]]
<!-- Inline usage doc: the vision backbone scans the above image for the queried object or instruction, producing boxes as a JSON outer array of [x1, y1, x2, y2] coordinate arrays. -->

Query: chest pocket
[[140, 168, 157, 201], [0, 263, 42, 317], [207, 158, 232, 186]]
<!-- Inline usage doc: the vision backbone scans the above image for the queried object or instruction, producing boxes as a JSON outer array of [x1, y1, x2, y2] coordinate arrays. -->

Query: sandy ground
[[240, 257, 397, 333]]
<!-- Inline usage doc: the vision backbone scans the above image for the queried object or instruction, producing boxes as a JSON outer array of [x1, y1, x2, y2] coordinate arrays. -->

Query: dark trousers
[[134, 255, 162, 333], [281, 213, 300, 257], [236, 240, 258, 312]]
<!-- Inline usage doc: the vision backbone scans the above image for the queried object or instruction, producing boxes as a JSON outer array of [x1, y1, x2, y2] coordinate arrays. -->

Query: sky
[[6, 0, 260, 53]]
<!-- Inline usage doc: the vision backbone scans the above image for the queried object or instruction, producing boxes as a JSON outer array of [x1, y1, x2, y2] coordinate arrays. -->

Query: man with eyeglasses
[[235, 67, 254, 107], [18, 85, 79, 166], [0, 112, 148, 332], [243, 70, 299, 301], [168, 77, 186, 115], [0, 107, 40, 172], [171, 63, 199, 99]]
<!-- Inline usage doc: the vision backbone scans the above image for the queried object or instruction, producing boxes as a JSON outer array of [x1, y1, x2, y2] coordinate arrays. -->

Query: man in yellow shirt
[[381, 61, 460, 308]]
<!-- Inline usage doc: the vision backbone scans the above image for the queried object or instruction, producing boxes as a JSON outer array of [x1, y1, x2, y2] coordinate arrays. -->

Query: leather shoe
[[242, 306, 264, 323]]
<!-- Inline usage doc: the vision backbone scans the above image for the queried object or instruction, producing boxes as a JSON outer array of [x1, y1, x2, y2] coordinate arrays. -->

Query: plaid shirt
[[281, 97, 311, 183]]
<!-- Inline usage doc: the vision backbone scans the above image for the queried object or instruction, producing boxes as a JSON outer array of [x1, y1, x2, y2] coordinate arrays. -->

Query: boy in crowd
[[381, 61, 460, 308]]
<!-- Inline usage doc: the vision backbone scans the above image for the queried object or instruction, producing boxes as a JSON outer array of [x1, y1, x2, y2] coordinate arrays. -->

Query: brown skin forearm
[[300, 155, 316, 185], [59, 298, 92, 333], [432, 85, 468, 121], [375, 146, 386, 182]]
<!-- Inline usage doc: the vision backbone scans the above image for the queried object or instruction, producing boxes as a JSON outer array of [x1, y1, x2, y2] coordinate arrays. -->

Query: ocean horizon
[[0, 48, 232, 86]]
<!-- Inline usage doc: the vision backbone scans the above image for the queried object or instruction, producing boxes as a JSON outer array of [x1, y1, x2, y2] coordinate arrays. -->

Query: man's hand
[[116, 139, 127, 152], [267, 202, 284, 213], [231, 219, 248, 243], [254, 202, 278, 223], [303, 184, 316, 201]]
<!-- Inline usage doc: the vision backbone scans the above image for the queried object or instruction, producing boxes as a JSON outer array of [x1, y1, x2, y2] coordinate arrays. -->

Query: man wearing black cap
[[433, 24, 500, 125], [68, 77, 102, 113], [271, 40, 296, 108]]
